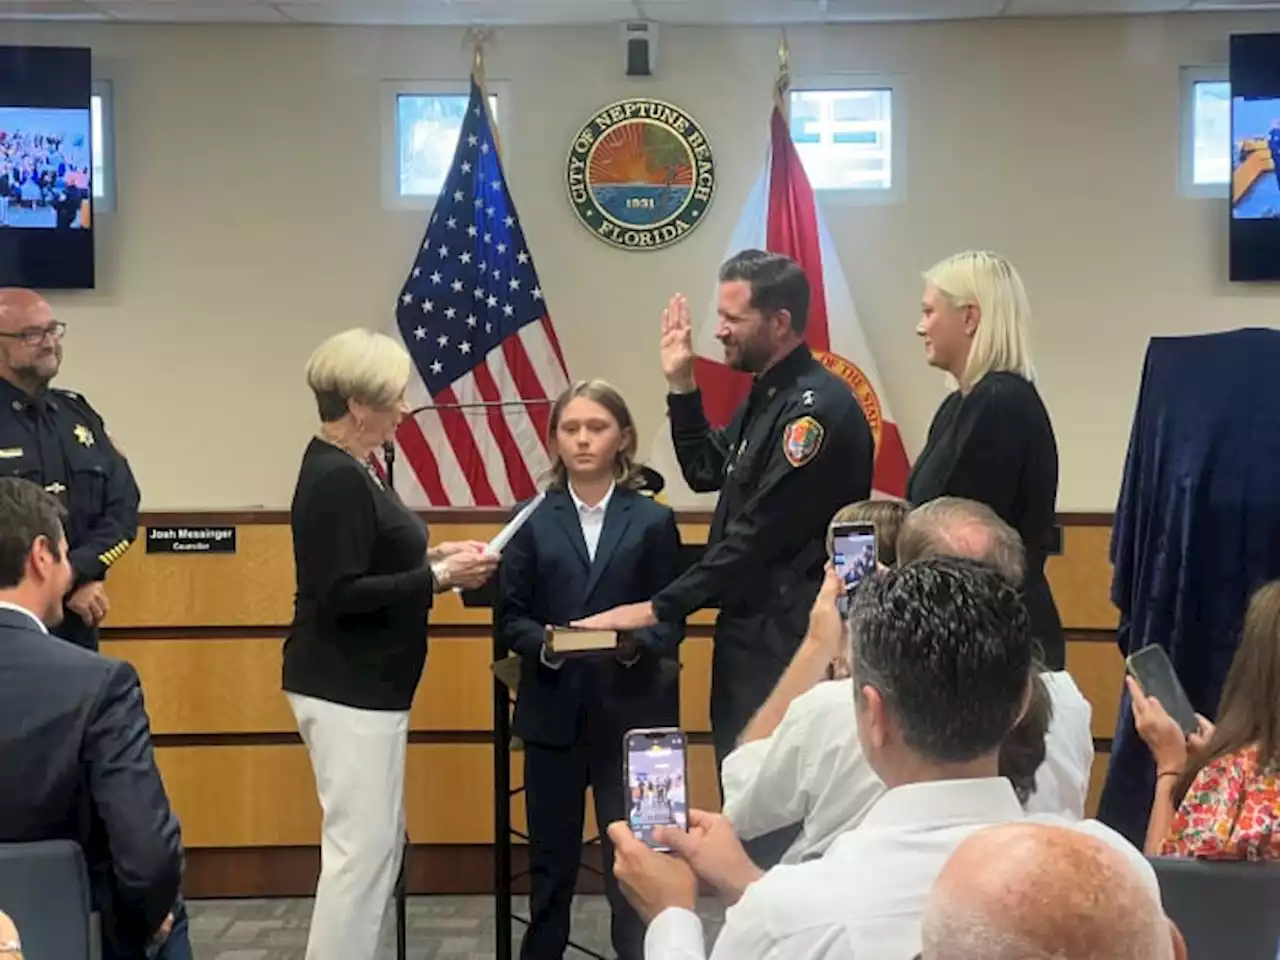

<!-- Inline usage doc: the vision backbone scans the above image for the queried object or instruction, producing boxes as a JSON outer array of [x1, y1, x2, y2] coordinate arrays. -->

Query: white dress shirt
[[721, 670, 1094, 863], [569, 481, 614, 562], [0, 599, 48, 633], [541, 482, 616, 670], [646, 778, 1159, 960], [1024, 671, 1094, 821], [721, 678, 880, 864]]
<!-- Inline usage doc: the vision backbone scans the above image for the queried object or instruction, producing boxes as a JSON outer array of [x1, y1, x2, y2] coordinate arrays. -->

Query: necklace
[[317, 431, 385, 490]]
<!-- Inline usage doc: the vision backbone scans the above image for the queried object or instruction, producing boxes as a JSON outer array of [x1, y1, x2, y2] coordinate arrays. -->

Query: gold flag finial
[[774, 30, 791, 107], [465, 27, 494, 78]]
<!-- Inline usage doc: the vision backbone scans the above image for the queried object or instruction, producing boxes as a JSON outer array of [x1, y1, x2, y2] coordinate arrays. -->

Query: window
[[788, 83, 901, 201], [382, 81, 506, 209], [1180, 68, 1230, 198], [91, 79, 116, 211]]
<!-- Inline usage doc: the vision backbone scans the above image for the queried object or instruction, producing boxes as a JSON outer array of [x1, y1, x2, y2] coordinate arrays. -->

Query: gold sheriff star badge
[[73, 424, 95, 447]]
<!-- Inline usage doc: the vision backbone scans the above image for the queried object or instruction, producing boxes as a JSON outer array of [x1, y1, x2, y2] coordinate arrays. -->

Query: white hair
[[924, 250, 1036, 389], [304, 327, 411, 414]]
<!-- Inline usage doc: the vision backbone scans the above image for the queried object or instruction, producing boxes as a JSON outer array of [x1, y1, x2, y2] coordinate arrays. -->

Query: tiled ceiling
[[0, 0, 1271, 25]]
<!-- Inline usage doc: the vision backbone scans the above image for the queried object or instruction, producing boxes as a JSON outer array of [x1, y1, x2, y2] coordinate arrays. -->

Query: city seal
[[565, 98, 716, 252]]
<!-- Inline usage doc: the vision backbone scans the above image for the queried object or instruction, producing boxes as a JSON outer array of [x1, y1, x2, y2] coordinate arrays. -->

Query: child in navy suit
[[497, 380, 685, 960]]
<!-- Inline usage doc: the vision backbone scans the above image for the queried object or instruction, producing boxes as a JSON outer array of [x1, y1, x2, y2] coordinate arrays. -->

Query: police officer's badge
[[783, 416, 824, 468], [73, 424, 95, 447]]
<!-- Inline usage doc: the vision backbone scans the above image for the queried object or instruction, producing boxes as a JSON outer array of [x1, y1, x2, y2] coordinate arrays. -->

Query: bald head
[[0, 908, 20, 956], [896, 497, 1026, 586], [0, 287, 62, 391], [921, 823, 1182, 960]]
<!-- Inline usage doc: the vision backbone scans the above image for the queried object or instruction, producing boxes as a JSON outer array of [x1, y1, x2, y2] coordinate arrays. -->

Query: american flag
[[389, 76, 569, 507]]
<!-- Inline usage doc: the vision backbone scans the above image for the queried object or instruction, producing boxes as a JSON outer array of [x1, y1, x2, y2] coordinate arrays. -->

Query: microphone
[[383, 440, 396, 489]]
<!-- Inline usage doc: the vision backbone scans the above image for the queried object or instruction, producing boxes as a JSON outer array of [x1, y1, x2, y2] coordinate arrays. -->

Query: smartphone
[[624, 727, 688, 851], [1126, 645, 1199, 736], [830, 521, 878, 616]]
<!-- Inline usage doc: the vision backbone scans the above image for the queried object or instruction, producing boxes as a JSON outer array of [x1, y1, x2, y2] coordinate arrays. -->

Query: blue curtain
[[1097, 328, 1280, 846]]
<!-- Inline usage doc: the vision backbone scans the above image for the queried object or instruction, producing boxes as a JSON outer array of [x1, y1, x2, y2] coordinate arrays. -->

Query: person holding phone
[[496, 380, 686, 960], [906, 252, 1065, 668], [1128, 579, 1280, 860]]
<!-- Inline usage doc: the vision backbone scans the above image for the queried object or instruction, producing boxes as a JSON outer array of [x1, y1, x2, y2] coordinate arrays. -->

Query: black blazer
[[496, 486, 686, 748], [0, 607, 183, 960], [906, 371, 1065, 667]]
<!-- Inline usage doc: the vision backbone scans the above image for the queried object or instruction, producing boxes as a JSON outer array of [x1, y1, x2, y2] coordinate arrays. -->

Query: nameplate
[[145, 526, 237, 554]]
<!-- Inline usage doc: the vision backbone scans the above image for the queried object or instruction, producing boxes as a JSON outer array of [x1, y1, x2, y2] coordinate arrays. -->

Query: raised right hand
[[660, 293, 696, 393], [441, 550, 501, 590]]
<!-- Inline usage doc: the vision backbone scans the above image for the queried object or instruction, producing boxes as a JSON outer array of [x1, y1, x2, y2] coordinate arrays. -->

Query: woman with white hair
[[906, 251, 1065, 668], [283, 327, 499, 960]]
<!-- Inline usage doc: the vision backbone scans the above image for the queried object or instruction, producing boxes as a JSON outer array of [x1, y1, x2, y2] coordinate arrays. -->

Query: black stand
[[461, 583, 609, 960]]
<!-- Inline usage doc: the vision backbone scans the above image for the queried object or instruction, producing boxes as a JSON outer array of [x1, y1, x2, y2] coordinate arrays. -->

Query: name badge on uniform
[[0, 448, 22, 459]]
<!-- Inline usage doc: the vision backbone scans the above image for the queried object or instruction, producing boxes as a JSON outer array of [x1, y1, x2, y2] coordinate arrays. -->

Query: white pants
[[288, 693, 409, 960]]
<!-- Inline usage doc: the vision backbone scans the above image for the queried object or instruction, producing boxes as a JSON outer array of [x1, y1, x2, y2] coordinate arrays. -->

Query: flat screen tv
[[0, 45, 95, 290], [1229, 33, 1280, 282]]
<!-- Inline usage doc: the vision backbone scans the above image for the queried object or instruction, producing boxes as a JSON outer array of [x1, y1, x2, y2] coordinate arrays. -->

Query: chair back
[[0, 840, 93, 960], [1150, 855, 1280, 959]]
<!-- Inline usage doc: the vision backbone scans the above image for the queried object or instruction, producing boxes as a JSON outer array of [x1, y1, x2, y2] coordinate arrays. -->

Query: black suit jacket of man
[[496, 485, 686, 748], [0, 606, 183, 960]]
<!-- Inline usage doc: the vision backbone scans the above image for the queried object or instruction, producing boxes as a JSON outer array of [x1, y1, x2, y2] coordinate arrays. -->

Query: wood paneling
[[1087, 751, 1110, 819], [159, 741, 719, 850], [1046, 526, 1118, 631], [1064, 640, 1126, 741], [103, 637, 498, 734], [157, 743, 494, 847], [105, 521, 502, 630], [107, 525, 296, 629], [679, 636, 712, 734]]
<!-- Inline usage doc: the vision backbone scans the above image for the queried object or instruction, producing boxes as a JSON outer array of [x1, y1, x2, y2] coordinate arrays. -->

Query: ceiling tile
[[824, 0, 1006, 19], [1004, 0, 1187, 12], [0, 0, 104, 15], [93, 0, 288, 19], [274, 0, 463, 23], [448, 0, 639, 24]]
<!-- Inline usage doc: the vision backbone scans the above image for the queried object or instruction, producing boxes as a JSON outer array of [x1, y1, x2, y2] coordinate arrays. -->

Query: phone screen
[[1126, 645, 1199, 736], [625, 728, 688, 850], [831, 521, 878, 615]]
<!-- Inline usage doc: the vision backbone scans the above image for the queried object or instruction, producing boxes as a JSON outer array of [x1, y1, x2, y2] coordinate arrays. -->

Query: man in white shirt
[[606, 556, 1154, 960], [920, 822, 1186, 960], [722, 496, 1094, 863]]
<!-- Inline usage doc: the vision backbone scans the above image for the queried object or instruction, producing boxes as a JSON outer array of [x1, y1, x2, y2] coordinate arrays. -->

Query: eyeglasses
[[0, 321, 67, 346]]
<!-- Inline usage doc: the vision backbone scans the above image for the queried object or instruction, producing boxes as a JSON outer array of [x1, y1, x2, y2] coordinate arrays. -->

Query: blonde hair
[[546, 379, 641, 489], [305, 328, 411, 422], [924, 251, 1036, 389], [826, 498, 910, 565]]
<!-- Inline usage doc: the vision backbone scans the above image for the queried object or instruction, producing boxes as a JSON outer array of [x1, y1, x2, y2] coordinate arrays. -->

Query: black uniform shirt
[[652, 344, 875, 621], [0, 377, 140, 585]]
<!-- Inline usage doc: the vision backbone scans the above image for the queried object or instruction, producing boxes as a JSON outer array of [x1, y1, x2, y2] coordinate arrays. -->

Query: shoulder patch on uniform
[[782, 416, 824, 468]]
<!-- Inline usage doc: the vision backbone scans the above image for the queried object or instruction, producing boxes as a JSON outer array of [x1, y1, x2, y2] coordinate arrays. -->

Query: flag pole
[[774, 29, 790, 115], [466, 27, 502, 159]]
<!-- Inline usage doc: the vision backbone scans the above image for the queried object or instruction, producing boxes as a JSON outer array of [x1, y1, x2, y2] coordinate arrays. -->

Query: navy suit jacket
[[0, 606, 183, 960], [496, 486, 685, 748]]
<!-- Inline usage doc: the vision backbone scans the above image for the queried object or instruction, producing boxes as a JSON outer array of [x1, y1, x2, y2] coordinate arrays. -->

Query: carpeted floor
[[187, 895, 724, 959]]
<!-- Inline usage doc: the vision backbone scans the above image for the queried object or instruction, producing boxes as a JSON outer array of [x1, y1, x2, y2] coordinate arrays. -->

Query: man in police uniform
[[576, 250, 875, 769], [0, 288, 140, 650]]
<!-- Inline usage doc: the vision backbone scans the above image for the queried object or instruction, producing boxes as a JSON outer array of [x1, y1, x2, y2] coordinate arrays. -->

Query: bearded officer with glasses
[[0, 288, 140, 650]]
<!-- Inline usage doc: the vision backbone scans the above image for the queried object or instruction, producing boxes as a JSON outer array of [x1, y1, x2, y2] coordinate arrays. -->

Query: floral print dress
[[1160, 744, 1280, 861]]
